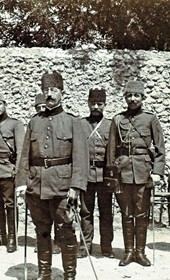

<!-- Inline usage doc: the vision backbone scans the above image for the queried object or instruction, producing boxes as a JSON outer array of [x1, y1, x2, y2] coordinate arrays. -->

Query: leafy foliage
[[0, 0, 169, 50]]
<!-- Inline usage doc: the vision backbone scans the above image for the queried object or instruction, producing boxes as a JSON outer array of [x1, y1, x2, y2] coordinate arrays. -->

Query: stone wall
[[0, 47, 170, 172]]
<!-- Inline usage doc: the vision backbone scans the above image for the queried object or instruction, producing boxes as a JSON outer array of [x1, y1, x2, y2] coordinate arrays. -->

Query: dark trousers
[[26, 194, 77, 246], [116, 184, 151, 250], [116, 184, 151, 219], [80, 182, 113, 250], [27, 195, 78, 278], [0, 178, 15, 209]]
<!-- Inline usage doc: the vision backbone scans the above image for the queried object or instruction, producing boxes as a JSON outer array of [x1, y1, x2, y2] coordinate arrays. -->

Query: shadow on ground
[[147, 242, 170, 251], [5, 263, 63, 280], [18, 236, 36, 247], [87, 243, 124, 260]]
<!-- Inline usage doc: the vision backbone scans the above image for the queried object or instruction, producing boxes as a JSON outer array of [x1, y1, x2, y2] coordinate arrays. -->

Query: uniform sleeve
[[151, 115, 165, 176], [106, 116, 118, 165], [15, 122, 31, 187], [70, 117, 88, 191], [14, 120, 25, 173]]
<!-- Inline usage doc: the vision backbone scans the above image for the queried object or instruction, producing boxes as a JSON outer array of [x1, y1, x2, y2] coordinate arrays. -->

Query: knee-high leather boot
[[6, 207, 17, 253], [61, 244, 78, 280], [135, 217, 151, 266], [0, 208, 7, 246], [119, 217, 135, 266], [37, 232, 52, 280]]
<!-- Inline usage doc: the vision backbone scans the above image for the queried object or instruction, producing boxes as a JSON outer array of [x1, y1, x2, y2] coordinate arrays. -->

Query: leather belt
[[31, 157, 72, 168], [90, 160, 105, 167], [117, 147, 149, 156]]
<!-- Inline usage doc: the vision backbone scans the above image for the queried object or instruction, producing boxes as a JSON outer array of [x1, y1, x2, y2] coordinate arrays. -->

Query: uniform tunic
[[79, 116, 113, 250], [107, 108, 165, 184], [107, 108, 165, 219], [17, 106, 87, 198]]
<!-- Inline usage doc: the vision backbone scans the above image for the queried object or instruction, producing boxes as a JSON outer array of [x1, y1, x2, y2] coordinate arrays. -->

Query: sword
[[71, 205, 99, 280]]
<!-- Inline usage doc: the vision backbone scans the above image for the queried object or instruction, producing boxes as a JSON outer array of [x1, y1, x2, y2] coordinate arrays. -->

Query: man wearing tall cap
[[0, 94, 25, 253], [16, 71, 88, 280], [107, 80, 165, 266], [77, 87, 114, 258], [34, 93, 46, 114]]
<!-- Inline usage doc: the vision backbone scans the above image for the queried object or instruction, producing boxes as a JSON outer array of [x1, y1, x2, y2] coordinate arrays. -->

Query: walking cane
[[14, 188, 18, 251], [71, 206, 99, 280], [24, 203, 28, 280], [151, 188, 155, 265]]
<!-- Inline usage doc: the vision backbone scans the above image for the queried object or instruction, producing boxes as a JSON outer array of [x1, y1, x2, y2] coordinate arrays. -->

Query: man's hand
[[67, 188, 80, 207], [150, 174, 161, 186], [16, 185, 27, 198]]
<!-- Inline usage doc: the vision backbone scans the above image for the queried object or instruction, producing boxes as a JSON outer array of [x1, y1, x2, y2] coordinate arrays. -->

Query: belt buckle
[[92, 159, 97, 167], [44, 158, 50, 168]]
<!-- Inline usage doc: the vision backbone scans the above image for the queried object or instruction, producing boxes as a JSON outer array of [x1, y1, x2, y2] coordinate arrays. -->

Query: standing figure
[[107, 80, 165, 266], [78, 88, 114, 258], [34, 93, 60, 255], [16, 71, 87, 280], [34, 93, 46, 114], [0, 94, 25, 252]]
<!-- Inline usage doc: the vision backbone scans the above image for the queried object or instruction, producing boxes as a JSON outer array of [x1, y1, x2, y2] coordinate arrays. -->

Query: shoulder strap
[[88, 118, 105, 146]]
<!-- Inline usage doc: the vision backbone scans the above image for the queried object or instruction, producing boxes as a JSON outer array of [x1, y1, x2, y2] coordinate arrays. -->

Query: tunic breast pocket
[[140, 129, 151, 147], [56, 131, 73, 156], [119, 119, 130, 137]]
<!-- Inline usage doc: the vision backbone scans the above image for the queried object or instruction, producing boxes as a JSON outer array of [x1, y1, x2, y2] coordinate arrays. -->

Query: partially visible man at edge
[[16, 71, 88, 280], [106, 80, 165, 267], [0, 94, 25, 253]]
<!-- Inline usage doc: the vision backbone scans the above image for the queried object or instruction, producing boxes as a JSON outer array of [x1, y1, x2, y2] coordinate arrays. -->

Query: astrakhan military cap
[[88, 88, 106, 102], [35, 94, 46, 106], [124, 81, 145, 96], [41, 71, 63, 90]]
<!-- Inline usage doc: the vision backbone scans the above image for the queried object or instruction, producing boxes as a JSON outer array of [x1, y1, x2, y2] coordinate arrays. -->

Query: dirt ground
[[1, 203, 170, 280]]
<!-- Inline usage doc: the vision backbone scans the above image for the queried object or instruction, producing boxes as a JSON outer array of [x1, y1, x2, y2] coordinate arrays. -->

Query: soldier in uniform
[[34, 93, 46, 114], [77, 88, 114, 258], [107, 81, 165, 266], [0, 94, 25, 252], [34, 93, 61, 255], [16, 71, 87, 280]]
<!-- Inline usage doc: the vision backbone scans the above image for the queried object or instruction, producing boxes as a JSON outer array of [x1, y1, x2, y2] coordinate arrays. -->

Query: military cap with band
[[41, 71, 63, 91], [124, 81, 145, 96], [88, 88, 106, 103]]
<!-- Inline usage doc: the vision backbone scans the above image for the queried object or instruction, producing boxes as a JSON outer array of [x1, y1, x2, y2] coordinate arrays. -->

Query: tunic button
[[46, 136, 49, 140], [44, 145, 48, 149], [47, 127, 50, 130], [49, 117, 52, 121]]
